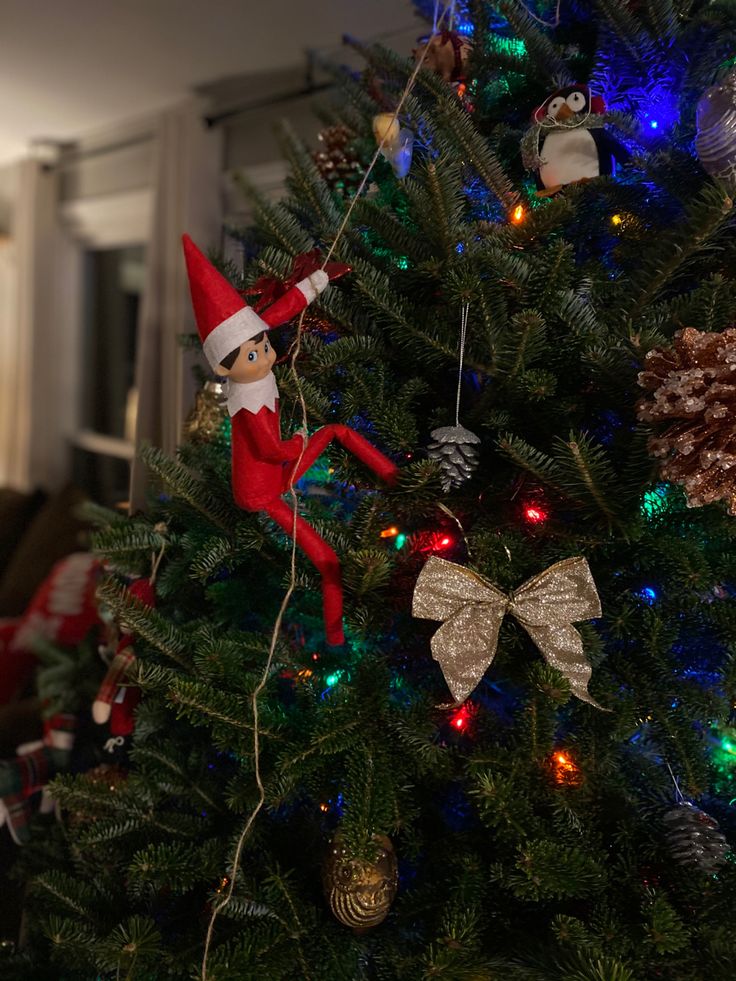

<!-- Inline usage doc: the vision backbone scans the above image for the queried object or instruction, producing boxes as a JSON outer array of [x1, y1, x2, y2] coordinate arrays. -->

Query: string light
[[319, 793, 345, 816], [395, 533, 407, 550], [418, 531, 455, 553], [380, 526, 399, 538], [550, 750, 582, 786], [611, 213, 623, 226], [523, 504, 548, 524], [637, 586, 658, 605], [512, 203, 525, 224], [641, 483, 672, 519], [450, 703, 471, 731]]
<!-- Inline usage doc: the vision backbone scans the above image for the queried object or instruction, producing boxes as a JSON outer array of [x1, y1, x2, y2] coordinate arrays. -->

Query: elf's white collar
[[226, 373, 279, 416]]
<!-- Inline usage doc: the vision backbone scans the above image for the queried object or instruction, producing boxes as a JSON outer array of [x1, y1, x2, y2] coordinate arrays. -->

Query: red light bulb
[[450, 704, 470, 731], [524, 505, 548, 525]]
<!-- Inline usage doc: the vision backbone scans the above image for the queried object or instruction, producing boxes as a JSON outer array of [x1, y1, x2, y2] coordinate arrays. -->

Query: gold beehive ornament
[[323, 833, 398, 929], [184, 379, 228, 443]]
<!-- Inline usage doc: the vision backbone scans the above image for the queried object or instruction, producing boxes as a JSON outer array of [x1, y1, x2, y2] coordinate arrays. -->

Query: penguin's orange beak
[[554, 103, 575, 122]]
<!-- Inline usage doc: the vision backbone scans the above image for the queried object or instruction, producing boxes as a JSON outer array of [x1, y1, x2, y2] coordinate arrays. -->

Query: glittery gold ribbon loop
[[412, 556, 605, 709]]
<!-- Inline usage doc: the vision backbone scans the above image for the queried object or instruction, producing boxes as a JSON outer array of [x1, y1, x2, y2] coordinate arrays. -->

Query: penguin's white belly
[[539, 129, 600, 188]]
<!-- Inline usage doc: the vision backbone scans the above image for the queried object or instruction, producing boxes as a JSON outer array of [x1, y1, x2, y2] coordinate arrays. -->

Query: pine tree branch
[[95, 578, 192, 668]]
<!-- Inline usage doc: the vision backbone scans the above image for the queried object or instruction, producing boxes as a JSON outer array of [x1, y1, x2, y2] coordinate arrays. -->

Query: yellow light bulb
[[372, 113, 400, 148]]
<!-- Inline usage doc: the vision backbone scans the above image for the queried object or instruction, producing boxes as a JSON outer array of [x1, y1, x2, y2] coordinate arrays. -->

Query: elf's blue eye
[[248, 351, 258, 362]]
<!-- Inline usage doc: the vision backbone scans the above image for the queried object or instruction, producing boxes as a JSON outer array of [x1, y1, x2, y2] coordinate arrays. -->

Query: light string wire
[[200, 4, 451, 977], [521, 0, 561, 28]]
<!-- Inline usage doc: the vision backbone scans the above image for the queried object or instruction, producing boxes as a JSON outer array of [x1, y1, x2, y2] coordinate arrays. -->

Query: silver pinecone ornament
[[428, 424, 480, 492], [663, 802, 729, 873]]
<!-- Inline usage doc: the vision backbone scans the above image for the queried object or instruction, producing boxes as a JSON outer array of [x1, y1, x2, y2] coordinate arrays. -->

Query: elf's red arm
[[260, 271, 329, 328], [243, 409, 304, 463]]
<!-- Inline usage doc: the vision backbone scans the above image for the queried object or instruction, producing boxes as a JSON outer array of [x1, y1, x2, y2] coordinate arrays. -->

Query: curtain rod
[[42, 132, 154, 172], [205, 19, 420, 128], [204, 80, 334, 128]]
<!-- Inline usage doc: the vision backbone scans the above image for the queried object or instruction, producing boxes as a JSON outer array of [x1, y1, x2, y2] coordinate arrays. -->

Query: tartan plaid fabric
[[0, 745, 50, 798], [43, 711, 77, 750], [95, 648, 136, 709], [0, 713, 77, 845], [0, 790, 34, 845]]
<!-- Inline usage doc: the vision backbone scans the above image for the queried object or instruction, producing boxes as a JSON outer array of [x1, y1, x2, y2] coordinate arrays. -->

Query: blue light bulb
[[650, 120, 659, 129], [639, 586, 658, 604]]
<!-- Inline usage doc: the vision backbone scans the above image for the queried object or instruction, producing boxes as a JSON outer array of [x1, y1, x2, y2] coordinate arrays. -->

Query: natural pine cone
[[637, 327, 736, 513]]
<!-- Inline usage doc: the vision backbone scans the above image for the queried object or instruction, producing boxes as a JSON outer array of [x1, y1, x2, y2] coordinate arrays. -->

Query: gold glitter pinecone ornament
[[323, 833, 398, 929], [637, 327, 736, 513], [184, 379, 228, 443], [313, 125, 364, 197]]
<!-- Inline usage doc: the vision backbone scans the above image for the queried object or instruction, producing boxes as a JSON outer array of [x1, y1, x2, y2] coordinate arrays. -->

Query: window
[[81, 245, 145, 440], [71, 244, 146, 505]]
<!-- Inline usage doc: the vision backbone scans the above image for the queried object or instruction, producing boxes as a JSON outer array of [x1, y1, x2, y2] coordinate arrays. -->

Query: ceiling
[[0, 0, 418, 164]]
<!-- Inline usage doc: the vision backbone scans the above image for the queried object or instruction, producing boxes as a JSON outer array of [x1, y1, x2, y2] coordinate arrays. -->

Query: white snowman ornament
[[524, 84, 629, 195]]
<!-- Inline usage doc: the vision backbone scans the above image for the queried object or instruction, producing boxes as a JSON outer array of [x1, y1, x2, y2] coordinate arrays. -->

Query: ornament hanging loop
[[428, 303, 480, 492]]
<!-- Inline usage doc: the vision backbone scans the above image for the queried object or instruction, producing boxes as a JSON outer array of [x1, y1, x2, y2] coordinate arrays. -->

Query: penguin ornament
[[522, 84, 629, 196]]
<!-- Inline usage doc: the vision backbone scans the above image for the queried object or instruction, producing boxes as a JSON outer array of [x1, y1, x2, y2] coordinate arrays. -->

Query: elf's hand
[[305, 270, 329, 295]]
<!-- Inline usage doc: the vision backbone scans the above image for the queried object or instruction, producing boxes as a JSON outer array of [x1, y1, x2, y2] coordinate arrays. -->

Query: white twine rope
[[200, 5, 452, 977], [449, 0, 458, 32], [454, 302, 470, 428], [666, 760, 686, 804]]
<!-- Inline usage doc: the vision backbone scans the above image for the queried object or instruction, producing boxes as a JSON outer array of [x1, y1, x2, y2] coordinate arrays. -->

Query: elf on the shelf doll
[[182, 236, 398, 645]]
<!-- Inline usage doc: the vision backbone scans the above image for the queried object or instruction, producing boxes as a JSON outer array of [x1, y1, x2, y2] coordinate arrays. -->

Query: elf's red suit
[[183, 236, 398, 645]]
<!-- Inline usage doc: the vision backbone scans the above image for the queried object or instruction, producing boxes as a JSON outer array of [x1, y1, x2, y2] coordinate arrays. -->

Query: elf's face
[[220, 334, 276, 384]]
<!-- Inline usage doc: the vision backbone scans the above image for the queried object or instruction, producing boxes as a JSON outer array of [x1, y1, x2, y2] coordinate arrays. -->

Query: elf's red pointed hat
[[182, 234, 267, 370]]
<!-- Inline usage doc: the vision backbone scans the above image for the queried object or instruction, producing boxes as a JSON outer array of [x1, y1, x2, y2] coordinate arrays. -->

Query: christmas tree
[[10, 2, 736, 979]]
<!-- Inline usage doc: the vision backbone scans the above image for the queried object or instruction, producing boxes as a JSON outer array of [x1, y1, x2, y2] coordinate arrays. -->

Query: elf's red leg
[[264, 498, 345, 646], [286, 424, 398, 488]]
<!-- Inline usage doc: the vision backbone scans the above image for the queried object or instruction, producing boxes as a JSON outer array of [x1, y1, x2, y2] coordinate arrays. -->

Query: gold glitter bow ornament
[[412, 556, 605, 709]]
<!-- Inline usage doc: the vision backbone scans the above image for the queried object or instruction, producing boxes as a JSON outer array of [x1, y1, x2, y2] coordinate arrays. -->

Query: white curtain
[[0, 160, 57, 490], [129, 100, 223, 511], [0, 233, 24, 487]]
